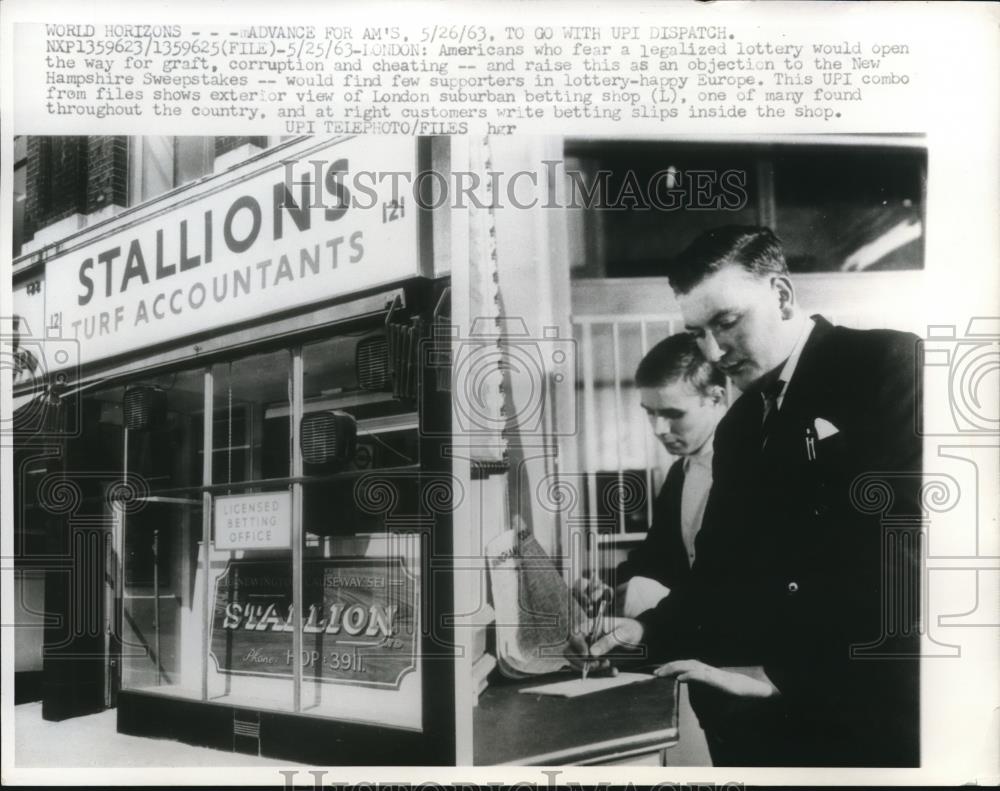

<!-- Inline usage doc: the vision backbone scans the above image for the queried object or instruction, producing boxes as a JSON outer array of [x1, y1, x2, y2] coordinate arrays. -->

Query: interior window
[[567, 142, 925, 277]]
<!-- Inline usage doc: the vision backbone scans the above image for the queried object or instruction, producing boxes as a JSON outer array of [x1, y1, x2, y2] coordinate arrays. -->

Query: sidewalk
[[13, 702, 298, 768], [15, 692, 712, 768]]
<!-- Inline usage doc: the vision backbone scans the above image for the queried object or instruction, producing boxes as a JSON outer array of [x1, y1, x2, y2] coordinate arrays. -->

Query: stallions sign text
[[40, 137, 418, 367], [209, 556, 419, 688]]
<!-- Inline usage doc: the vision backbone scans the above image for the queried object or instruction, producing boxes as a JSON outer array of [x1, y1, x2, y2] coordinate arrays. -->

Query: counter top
[[473, 672, 679, 766]]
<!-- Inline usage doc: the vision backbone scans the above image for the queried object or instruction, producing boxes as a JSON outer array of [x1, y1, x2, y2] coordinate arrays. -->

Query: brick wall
[[24, 135, 129, 242], [24, 136, 86, 239], [215, 136, 267, 157], [85, 136, 129, 214], [23, 136, 268, 247]]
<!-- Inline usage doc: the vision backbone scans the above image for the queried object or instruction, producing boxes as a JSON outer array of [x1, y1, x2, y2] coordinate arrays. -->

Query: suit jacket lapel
[[760, 315, 835, 464], [778, 315, 834, 417]]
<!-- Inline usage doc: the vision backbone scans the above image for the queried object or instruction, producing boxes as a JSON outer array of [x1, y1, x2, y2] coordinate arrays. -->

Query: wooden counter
[[474, 674, 679, 766]]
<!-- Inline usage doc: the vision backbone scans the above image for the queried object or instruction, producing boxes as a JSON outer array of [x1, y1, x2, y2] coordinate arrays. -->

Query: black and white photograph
[[463, 136, 926, 767], [10, 134, 454, 765], [1, 1, 998, 786]]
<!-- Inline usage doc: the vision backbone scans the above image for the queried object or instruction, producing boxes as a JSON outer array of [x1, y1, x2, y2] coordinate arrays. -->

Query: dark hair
[[667, 226, 788, 295], [634, 332, 725, 394]]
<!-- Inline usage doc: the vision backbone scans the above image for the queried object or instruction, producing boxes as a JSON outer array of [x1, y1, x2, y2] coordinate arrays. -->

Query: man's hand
[[565, 616, 645, 675], [571, 574, 614, 615], [654, 660, 780, 698]]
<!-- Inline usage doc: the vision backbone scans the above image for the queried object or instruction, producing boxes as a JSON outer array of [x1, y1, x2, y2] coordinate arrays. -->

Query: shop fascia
[[76, 157, 352, 308]]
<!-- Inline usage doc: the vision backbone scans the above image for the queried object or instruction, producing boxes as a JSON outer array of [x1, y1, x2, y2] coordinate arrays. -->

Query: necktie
[[760, 377, 785, 449]]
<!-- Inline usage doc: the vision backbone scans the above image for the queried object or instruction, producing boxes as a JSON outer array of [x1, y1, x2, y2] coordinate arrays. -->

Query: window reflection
[[206, 350, 293, 711], [774, 148, 925, 272], [117, 368, 205, 700], [211, 349, 291, 486], [102, 334, 424, 726], [566, 142, 925, 277], [296, 335, 424, 729]]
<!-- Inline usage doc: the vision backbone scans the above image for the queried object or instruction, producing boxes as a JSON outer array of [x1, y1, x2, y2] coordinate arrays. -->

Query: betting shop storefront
[[12, 136, 455, 764]]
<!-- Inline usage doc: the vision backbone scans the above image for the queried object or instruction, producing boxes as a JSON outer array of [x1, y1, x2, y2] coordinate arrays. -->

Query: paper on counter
[[518, 672, 656, 698]]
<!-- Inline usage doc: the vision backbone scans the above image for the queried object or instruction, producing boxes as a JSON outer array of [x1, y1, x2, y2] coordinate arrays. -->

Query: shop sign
[[37, 137, 419, 368], [214, 492, 291, 550], [209, 557, 419, 688]]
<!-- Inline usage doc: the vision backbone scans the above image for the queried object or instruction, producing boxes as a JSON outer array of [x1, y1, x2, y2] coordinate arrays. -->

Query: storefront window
[[205, 350, 293, 711], [112, 333, 425, 725], [296, 336, 424, 729], [122, 498, 203, 698], [119, 367, 206, 700], [209, 350, 291, 488], [297, 531, 423, 730]]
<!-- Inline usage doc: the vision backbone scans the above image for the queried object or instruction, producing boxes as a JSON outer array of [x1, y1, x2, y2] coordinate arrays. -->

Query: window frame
[[108, 326, 423, 726]]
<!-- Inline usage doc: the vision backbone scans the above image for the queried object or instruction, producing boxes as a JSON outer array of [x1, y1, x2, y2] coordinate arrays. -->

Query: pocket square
[[814, 417, 840, 440]]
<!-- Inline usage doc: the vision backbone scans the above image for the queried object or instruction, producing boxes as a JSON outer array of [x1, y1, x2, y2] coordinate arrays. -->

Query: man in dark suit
[[573, 333, 727, 615], [568, 226, 921, 767]]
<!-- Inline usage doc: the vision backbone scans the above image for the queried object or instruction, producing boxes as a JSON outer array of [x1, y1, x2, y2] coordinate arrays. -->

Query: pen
[[805, 426, 817, 461], [582, 597, 607, 681]]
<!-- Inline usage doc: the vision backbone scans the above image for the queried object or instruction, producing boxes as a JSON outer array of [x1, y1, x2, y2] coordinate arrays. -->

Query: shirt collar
[[776, 317, 815, 404], [684, 436, 714, 472]]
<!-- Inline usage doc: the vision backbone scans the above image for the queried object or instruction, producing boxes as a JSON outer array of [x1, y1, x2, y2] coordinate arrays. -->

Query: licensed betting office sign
[[214, 491, 291, 550]]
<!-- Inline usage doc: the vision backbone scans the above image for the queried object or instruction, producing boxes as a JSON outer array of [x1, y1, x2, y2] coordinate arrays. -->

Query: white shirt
[[680, 441, 713, 567], [776, 317, 816, 410]]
